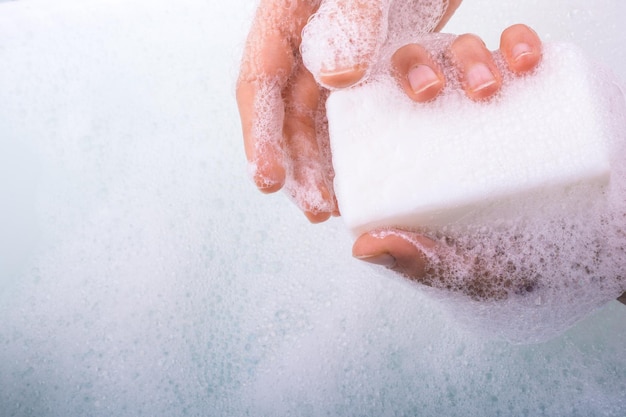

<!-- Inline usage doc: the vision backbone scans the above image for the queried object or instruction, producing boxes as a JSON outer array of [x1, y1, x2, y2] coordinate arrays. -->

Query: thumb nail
[[319, 66, 367, 89], [354, 252, 397, 268]]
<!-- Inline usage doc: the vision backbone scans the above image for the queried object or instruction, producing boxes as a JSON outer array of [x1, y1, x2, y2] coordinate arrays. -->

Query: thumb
[[352, 229, 438, 280], [301, 0, 391, 89]]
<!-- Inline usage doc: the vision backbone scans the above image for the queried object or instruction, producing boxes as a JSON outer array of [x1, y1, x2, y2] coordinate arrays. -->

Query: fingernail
[[466, 63, 497, 93], [355, 253, 397, 268], [512, 42, 533, 62], [407, 65, 441, 95], [319, 66, 367, 89]]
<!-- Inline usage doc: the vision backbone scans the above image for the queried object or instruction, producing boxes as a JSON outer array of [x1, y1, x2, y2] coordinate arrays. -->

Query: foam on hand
[[327, 40, 626, 340], [301, 0, 448, 85]]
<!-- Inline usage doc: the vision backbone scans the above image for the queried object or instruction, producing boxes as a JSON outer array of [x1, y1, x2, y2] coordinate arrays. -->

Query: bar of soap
[[327, 43, 615, 235]]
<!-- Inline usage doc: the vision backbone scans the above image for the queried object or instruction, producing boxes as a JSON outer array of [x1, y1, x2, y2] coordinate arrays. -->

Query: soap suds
[[301, 0, 448, 85], [247, 78, 286, 188], [329, 41, 626, 342], [250, 1, 452, 214], [301, 0, 391, 84], [247, 73, 336, 215]]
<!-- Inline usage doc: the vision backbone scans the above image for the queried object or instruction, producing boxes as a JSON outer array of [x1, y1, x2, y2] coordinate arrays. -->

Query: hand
[[353, 24, 544, 301], [236, 0, 462, 223], [391, 24, 542, 102]]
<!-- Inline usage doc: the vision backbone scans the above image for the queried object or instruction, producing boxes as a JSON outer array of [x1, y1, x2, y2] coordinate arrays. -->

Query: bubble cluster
[[377, 190, 626, 343], [248, 0, 451, 216], [328, 40, 626, 342], [301, 0, 448, 85]]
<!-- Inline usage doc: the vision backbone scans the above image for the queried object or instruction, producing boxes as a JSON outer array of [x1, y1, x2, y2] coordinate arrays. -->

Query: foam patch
[[328, 42, 615, 234], [301, 0, 447, 85], [327, 40, 626, 339]]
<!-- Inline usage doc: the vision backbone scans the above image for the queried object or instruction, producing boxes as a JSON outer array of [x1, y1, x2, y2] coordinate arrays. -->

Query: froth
[[247, 73, 336, 215], [250, 0, 450, 214], [301, 0, 448, 86], [328, 41, 626, 342], [247, 78, 286, 188]]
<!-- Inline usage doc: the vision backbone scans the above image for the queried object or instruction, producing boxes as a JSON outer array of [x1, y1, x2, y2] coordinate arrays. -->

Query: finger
[[392, 43, 445, 102], [449, 33, 502, 101], [353, 231, 509, 300], [434, 0, 463, 32], [500, 24, 542, 74], [236, 0, 319, 193], [236, 71, 287, 194], [302, 0, 390, 88], [282, 62, 336, 222], [352, 230, 438, 279]]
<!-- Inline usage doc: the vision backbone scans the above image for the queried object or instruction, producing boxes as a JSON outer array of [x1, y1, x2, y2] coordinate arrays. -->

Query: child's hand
[[236, 0, 461, 223]]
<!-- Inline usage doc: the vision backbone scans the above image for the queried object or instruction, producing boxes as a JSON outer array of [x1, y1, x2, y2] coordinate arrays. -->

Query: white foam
[[328, 40, 626, 339], [328, 42, 615, 234], [301, 0, 447, 85]]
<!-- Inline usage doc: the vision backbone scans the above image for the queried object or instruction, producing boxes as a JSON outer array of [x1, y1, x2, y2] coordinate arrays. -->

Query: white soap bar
[[327, 43, 615, 235]]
